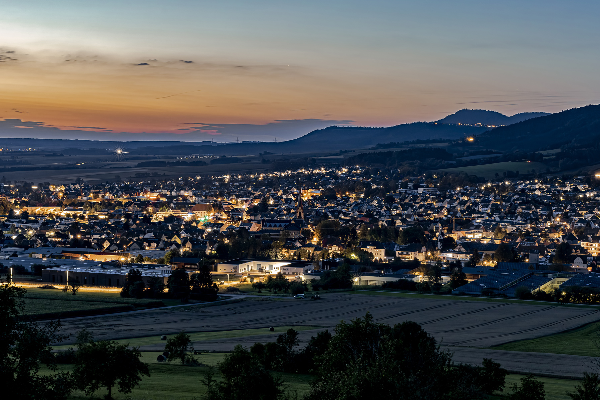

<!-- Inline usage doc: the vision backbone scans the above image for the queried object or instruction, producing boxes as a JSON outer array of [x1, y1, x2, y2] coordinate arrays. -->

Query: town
[[2, 166, 600, 303]]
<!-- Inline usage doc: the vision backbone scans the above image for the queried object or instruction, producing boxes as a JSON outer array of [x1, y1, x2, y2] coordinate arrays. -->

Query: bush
[[509, 375, 545, 400], [290, 281, 306, 295], [54, 348, 77, 364], [204, 345, 286, 400], [164, 332, 193, 364], [567, 372, 600, 400]]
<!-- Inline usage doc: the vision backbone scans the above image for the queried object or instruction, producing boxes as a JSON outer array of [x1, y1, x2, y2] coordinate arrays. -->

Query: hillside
[[283, 122, 486, 151], [438, 109, 548, 126], [476, 104, 600, 152], [0, 122, 486, 155], [0, 108, 553, 156]]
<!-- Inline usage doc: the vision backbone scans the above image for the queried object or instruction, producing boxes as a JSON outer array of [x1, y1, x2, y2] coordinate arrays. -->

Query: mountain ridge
[[476, 104, 600, 152], [437, 109, 549, 126]]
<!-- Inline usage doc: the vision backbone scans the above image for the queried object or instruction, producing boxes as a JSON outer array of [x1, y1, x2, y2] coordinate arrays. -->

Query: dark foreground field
[[47, 356, 586, 400], [31, 290, 600, 399], [50, 292, 600, 378]]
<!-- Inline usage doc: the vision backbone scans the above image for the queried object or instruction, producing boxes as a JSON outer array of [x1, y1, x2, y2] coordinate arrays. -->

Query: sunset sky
[[2, 0, 599, 141]]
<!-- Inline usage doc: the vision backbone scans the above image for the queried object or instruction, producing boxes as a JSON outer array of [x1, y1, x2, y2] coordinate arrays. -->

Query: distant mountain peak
[[437, 109, 549, 127]]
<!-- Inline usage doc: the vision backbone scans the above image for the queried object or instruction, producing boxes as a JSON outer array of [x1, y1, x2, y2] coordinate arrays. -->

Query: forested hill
[[437, 109, 549, 126], [284, 122, 485, 151], [476, 104, 600, 152]]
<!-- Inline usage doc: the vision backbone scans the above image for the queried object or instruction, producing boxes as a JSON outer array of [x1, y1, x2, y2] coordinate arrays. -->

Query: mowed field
[[21, 286, 172, 318], [493, 320, 600, 356], [50, 293, 600, 379], [437, 161, 548, 179], [38, 292, 600, 400]]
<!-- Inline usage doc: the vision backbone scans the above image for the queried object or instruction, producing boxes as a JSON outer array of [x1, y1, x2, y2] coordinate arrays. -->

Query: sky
[[1, 0, 600, 142]]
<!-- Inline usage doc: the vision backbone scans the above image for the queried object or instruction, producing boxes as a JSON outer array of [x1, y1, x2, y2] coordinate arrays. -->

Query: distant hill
[[0, 121, 487, 155], [476, 104, 600, 152], [282, 122, 486, 151], [0, 108, 552, 155], [438, 109, 549, 127]]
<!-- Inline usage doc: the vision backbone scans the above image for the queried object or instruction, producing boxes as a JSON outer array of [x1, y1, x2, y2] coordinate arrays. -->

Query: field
[[21, 286, 173, 318], [493, 320, 600, 357], [0, 161, 272, 184], [47, 357, 314, 400], [47, 352, 584, 400], [351, 288, 600, 308], [54, 326, 319, 351], [436, 161, 548, 179], [48, 293, 600, 379], [28, 291, 600, 398]]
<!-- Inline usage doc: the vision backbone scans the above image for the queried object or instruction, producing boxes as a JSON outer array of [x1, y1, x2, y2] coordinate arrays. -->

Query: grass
[[47, 357, 313, 400], [500, 374, 581, 400], [48, 361, 580, 400], [53, 325, 321, 350], [436, 161, 548, 179], [493, 320, 600, 357], [20, 286, 177, 317], [22, 298, 132, 316]]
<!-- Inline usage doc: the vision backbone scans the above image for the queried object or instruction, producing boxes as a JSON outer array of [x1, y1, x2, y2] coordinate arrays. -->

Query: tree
[[164, 249, 180, 264], [204, 345, 286, 400], [167, 268, 191, 300], [449, 263, 468, 290], [144, 276, 165, 298], [0, 280, 73, 400], [567, 373, 600, 400], [304, 313, 505, 400], [315, 219, 342, 241], [134, 254, 144, 263], [274, 328, 299, 372], [164, 332, 193, 364], [398, 225, 426, 245], [296, 330, 332, 373], [129, 281, 146, 299], [289, 280, 306, 295], [553, 242, 573, 265], [494, 226, 507, 239], [215, 243, 230, 259], [74, 332, 150, 400], [252, 281, 266, 293], [0, 198, 13, 215], [62, 278, 81, 295], [468, 250, 482, 267], [440, 236, 456, 251], [265, 273, 290, 293], [509, 375, 545, 400], [120, 269, 144, 298], [426, 262, 443, 291], [190, 261, 219, 301], [495, 243, 516, 263]]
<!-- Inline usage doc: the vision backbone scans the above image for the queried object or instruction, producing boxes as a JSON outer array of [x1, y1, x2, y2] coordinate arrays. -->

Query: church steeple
[[296, 191, 305, 221]]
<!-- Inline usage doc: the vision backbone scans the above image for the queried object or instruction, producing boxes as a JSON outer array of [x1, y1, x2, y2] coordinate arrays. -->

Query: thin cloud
[[155, 89, 201, 100], [0, 118, 355, 142]]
